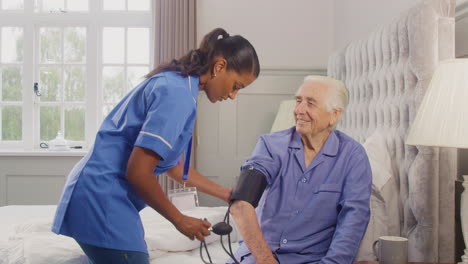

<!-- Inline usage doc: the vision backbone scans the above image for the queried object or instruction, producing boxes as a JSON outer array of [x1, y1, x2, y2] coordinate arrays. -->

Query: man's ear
[[329, 109, 342, 127]]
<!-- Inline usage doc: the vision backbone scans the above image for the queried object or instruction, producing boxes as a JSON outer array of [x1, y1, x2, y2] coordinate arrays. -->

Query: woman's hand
[[173, 215, 211, 241]]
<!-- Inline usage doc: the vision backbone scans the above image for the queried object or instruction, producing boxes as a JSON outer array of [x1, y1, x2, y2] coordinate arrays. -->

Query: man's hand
[[173, 215, 211, 241]]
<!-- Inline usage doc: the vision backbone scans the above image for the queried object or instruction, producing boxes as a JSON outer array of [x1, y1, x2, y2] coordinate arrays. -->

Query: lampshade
[[406, 59, 468, 148], [270, 100, 295, 133]]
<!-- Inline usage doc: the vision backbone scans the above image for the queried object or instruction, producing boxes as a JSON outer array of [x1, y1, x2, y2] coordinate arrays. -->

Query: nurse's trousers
[[77, 240, 150, 264]]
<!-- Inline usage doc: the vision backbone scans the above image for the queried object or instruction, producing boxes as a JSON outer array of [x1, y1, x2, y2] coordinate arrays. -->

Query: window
[[1, 27, 23, 143], [0, 0, 152, 150], [101, 27, 149, 118], [37, 26, 87, 142], [1, 0, 24, 10]]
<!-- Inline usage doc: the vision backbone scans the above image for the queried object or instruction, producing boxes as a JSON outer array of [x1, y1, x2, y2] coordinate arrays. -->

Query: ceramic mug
[[372, 236, 408, 264]]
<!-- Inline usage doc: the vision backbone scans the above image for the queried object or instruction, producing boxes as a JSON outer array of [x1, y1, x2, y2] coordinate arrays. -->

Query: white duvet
[[0, 206, 239, 264]]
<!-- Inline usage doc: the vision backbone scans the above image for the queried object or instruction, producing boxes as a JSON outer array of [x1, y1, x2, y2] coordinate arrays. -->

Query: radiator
[[158, 173, 183, 195]]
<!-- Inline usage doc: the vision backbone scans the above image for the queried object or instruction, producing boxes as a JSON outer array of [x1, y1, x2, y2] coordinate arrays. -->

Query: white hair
[[302, 75, 348, 112]]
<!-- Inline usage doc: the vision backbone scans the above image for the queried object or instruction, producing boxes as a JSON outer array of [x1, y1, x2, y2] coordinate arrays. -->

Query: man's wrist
[[257, 254, 277, 264]]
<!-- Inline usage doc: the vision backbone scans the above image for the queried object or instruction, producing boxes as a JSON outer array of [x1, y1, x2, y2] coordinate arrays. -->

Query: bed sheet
[[0, 206, 57, 243], [0, 205, 239, 264]]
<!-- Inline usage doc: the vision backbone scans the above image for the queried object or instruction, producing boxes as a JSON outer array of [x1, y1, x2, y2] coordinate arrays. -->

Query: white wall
[[197, 0, 427, 67], [196, 0, 332, 205], [197, 0, 334, 70], [333, 0, 418, 50], [194, 0, 425, 206], [0, 154, 83, 206]]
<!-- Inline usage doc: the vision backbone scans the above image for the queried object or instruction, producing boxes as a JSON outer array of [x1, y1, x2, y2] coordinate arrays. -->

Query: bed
[[0, 204, 240, 264], [329, 0, 457, 262]]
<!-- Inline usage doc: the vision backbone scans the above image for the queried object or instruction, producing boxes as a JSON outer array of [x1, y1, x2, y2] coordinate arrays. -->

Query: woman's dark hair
[[145, 28, 260, 78]]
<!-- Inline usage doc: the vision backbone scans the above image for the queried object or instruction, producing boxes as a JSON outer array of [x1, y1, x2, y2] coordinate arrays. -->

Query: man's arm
[[320, 148, 372, 264], [230, 200, 278, 264], [229, 135, 280, 264]]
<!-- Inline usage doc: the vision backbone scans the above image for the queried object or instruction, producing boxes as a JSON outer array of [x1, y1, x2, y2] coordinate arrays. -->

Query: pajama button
[[301, 178, 307, 183], [282, 239, 288, 244]]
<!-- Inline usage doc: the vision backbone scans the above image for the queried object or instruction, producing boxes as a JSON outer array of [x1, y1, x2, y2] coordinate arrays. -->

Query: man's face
[[294, 81, 336, 138]]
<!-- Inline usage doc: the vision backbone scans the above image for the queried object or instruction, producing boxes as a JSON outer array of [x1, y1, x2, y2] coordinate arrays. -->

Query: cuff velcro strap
[[230, 166, 267, 208]]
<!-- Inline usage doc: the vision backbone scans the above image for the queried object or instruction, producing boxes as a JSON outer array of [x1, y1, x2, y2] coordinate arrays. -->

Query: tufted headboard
[[327, 0, 457, 262]]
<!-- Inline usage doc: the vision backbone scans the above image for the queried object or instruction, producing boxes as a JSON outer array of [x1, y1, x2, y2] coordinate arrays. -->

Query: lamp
[[406, 59, 468, 264]]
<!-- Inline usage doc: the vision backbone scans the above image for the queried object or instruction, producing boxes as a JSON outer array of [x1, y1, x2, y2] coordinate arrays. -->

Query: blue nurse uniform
[[52, 71, 199, 254]]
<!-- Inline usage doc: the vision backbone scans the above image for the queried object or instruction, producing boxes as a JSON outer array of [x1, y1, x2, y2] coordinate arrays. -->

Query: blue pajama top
[[52, 71, 199, 253], [229, 127, 372, 264]]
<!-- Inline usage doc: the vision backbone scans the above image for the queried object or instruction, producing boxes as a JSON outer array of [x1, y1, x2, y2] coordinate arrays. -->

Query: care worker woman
[[52, 28, 260, 264]]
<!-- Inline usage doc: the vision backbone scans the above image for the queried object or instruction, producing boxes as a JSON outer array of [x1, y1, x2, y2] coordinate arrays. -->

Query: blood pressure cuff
[[230, 166, 267, 208]]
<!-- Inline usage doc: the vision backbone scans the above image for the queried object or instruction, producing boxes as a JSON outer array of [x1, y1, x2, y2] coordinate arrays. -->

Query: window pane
[[65, 105, 84, 140], [67, 0, 88, 11], [128, 0, 149, 11], [64, 66, 85, 101], [2, 0, 24, 10], [2, 106, 22, 140], [40, 106, 60, 141], [2, 66, 22, 101], [103, 104, 114, 119], [41, 0, 64, 12], [1, 27, 24, 63], [103, 66, 125, 103], [103, 28, 124, 63], [40, 67, 61, 101], [127, 66, 148, 91], [127, 28, 149, 64], [64, 27, 86, 63], [40, 27, 62, 63], [103, 0, 124, 11]]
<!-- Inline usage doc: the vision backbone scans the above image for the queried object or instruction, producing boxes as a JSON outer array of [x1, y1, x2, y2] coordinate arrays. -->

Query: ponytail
[[145, 28, 259, 78]]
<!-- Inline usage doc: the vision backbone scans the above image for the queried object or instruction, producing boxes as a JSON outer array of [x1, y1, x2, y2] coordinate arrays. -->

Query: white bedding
[[0, 205, 239, 264]]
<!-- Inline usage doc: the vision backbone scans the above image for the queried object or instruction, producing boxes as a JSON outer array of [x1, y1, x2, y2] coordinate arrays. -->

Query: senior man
[[228, 76, 372, 264]]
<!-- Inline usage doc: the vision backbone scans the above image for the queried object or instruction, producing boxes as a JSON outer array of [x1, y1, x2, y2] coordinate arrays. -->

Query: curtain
[[153, 0, 197, 194], [152, 0, 197, 66]]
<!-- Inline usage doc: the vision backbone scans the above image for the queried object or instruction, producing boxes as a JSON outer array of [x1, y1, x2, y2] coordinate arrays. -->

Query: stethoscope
[[183, 76, 239, 264]]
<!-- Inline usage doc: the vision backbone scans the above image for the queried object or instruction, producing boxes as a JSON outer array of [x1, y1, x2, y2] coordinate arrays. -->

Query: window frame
[[0, 0, 153, 151]]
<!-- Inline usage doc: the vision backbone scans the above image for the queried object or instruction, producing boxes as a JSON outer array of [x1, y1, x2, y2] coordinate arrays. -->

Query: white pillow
[[141, 206, 235, 252], [362, 131, 392, 191], [356, 131, 400, 261]]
